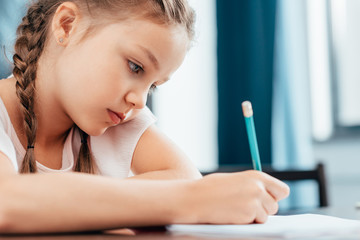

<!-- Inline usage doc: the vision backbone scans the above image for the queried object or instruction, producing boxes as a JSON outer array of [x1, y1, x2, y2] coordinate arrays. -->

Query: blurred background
[[1, 0, 359, 211]]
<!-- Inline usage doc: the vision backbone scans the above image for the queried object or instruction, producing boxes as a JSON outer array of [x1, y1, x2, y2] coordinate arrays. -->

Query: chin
[[87, 128, 108, 137], [77, 124, 108, 137]]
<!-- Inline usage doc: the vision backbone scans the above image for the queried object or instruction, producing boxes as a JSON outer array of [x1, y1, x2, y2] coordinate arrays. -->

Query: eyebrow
[[137, 45, 159, 70]]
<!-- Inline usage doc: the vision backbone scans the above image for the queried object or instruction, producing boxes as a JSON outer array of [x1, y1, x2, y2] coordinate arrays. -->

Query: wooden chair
[[201, 162, 328, 207]]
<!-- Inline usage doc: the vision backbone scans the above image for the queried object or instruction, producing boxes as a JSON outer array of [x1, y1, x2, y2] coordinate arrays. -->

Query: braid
[[13, 2, 49, 173], [74, 127, 98, 174]]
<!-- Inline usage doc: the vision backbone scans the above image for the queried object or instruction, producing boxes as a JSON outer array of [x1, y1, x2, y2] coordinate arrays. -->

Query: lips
[[108, 110, 126, 125]]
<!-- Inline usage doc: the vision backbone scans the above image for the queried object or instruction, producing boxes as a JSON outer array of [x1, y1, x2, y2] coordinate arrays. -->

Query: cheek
[[57, 48, 120, 96], [54, 45, 132, 121]]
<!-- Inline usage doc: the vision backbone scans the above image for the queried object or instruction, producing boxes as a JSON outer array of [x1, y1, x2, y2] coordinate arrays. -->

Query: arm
[[0, 153, 290, 234], [0, 153, 189, 233], [129, 125, 202, 180]]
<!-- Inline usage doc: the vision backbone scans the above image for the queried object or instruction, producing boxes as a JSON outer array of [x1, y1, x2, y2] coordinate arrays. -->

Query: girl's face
[[52, 18, 189, 136]]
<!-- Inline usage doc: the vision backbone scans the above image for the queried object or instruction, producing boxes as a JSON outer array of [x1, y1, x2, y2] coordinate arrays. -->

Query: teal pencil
[[242, 101, 262, 171]]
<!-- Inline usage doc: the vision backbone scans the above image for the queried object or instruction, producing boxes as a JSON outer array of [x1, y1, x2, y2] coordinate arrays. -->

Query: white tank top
[[0, 97, 156, 178]]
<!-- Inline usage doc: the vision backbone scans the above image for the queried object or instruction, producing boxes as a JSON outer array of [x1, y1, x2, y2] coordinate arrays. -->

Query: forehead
[[92, 18, 189, 70], [108, 18, 188, 50]]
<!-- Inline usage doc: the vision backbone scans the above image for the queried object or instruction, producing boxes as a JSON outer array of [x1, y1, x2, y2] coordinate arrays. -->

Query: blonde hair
[[13, 0, 195, 174]]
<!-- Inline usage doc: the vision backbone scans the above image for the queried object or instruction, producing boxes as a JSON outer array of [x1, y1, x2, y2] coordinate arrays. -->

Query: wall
[[152, 0, 218, 172]]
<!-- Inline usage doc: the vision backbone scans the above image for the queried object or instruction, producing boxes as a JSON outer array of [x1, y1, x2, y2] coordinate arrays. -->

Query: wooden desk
[[2, 207, 360, 240]]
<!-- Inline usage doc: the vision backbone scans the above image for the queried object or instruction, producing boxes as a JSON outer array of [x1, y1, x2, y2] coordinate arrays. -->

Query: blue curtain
[[272, 0, 316, 209], [0, 0, 27, 78], [217, 0, 277, 166], [217, 0, 317, 209]]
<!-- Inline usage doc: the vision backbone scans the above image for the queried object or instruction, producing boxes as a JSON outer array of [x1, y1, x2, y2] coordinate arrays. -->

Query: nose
[[125, 90, 147, 109]]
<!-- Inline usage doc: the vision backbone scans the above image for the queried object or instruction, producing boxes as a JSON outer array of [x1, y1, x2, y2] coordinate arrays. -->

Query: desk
[[1, 207, 360, 240]]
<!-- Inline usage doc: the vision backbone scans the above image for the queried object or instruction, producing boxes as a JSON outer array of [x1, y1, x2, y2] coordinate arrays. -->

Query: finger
[[261, 173, 290, 201], [261, 192, 279, 215], [254, 202, 268, 224]]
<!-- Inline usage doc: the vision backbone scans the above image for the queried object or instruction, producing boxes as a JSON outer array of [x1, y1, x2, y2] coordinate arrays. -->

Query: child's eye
[[148, 84, 157, 95], [128, 61, 143, 74]]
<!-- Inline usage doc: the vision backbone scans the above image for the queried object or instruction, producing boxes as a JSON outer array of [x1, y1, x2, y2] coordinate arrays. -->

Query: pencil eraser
[[242, 101, 253, 117]]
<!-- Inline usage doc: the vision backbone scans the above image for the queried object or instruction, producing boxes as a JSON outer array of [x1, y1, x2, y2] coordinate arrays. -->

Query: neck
[[28, 41, 77, 148], [32, 61, 75, 148], [35, 117, 73, 148], [33, 99, 74, 148]]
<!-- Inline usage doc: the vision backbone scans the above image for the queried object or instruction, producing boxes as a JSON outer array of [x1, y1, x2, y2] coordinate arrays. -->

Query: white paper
[[167, 214, 360, 239]]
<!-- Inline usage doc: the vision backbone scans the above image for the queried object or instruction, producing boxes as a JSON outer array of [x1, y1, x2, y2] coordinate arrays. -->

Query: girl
[[0, 0, 289, 234]]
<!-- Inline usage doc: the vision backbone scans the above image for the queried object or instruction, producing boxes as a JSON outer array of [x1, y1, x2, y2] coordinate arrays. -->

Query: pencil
[[242, 101, 262, 171]]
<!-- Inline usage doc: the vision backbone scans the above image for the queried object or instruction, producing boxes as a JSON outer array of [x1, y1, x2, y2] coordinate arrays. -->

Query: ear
[[51, 2, 82, 45]]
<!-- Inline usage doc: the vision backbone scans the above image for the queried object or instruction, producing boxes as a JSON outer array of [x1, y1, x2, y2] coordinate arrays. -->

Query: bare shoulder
[[0, 77, 23, 136], [0, 78, 19, 176], [0, 77, 19, 116], [0, 77, 17, 101], [131, 124, 202, 179]]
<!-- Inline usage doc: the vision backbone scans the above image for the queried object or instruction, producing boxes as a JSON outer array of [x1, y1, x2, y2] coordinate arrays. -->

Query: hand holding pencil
[[181, 100, 289, 224]]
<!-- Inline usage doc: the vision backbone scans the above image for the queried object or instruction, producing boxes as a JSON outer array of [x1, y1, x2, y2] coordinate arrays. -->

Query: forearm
[[128, 168, 202, 180], [0, 172, 191, 234]]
